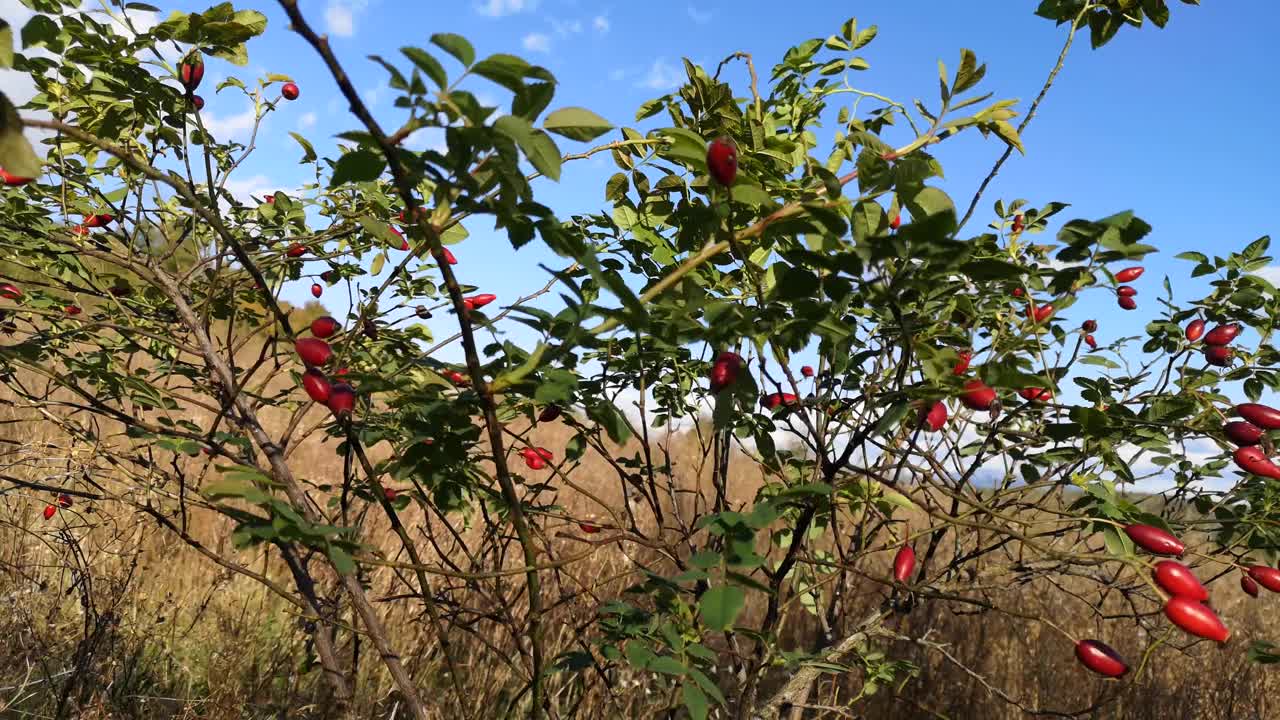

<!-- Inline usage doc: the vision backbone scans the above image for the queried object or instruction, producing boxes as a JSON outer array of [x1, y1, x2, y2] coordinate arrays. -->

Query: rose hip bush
[[3, 1, 1277, 718]]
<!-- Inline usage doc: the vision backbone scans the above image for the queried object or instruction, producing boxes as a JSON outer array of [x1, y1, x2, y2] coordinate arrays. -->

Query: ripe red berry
[[286, 243, 307, 258], [1204, 345, 1233, 367], [538, 405, 562, 422], [56, 494, 72, 508], [921, 400, 948, 432], [1124, 524, 1184, 557], [281, 82, 300, 100], [1164, 596, 1229, 643], [400, 238, 410, 252], [0, 168, 33, 186], [706, 137, 738, 186], [1224, 421, 1264, 447], [761, 392, 799, 410], [579, 521, 602, 534], [1154, 560, 1208, 601], [533, 447, 553, 462], [959, 379, 996, 411], [892, 544, 916, 583], [1114, 266, 1144, 283], [800, 365, 815, 378], [1011, 214, 1024, 233], [295, 338, 333, 367], [1246, 565, 1280, 593], [1085, 334, 1097, 349], [179, 52, 205, 92], [889, 214, 901, 230], [84, 213, 114, 228], [1027, 304, 1054, 323], [43, 504, 56, 520], [1116, 285, 1137, 297], [384, 487, 398, 502], [1012, 287, 1025, 298], [709, 352, 743, 394], [311, 283, 323, 298], [1074, 639, 1128, 678], [1237, 403, 1280, 430], [1203, 323, 1241, 346], [464, 293, 496, 310], [1242, 574, 1261, 597], [265, 194, 276, 204], [1234, 446, 1280, 480], [327, 382, 355, 417], [311, 316, 340, 339], [520, 448, 547, 470], [1181, 319, 1204, 342], [1082, 319, 1097, 333], [192, 94, 204, 110], [65, 305, 80, 316], [1018, 387, 1053, 402], [302, 368, 331, 403], [1117, 296, 1137, 311], [0, 283, 21, 300], [441, 247, 458, 265], [952, 350, 972, 376], [335, 367, 349, 376]]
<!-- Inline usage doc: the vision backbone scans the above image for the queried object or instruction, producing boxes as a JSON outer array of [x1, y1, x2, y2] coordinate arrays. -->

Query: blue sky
[[166, 0, 1279, 363]]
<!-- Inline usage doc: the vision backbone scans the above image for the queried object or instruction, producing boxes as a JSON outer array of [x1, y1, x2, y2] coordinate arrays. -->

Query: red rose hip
[[1242, 574, 1261, 597], [1203, 323, 1241, 346], [1234, 446, 1280, 480], [1123, 524, 1184, 557], [1185, 319, 1206, 342], [1153, 560, 1208, 601], [1237, 403, 1280, 430], [959, 379, 996, 411], [310, 316, 340, 339], [1114, 266, 1144, 283], [1246, 565, 1280, 593], [1204, 346, 1233, 367], [1164, 596, 1229, 643], [709, 352, 743, 394], [1074, 639, 1128, 678], [302, 369, 331, 403], [295, 338, 333, 367], [892, 544, 916, 583], [706, 137, 738, 186], [1224, 421, 1264, 447], [281, 82, 300, 100], [920, 400, 947, 432]]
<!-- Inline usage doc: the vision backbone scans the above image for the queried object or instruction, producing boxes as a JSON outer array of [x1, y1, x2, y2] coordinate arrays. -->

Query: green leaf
[[431, 32, 475, 67], [542, 106, 613, 142], [371, 252, 386, 277], [327, 545, 356, 575], [401, 47, 447, 90], [587, 401, 632, 445], [952, 49, 986, 95], [494, 115, 562, 181], [699, 585, 745, 631], [472, 53, 534, 93], [683, 683, 709, 720], [329, 149, 385, 187], [0, 92, 40, 178], [0, 21, 12, 69], [289, 132, 317, 163]]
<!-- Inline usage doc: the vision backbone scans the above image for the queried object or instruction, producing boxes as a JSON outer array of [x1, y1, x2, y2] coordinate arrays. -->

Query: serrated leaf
[[699, 585, 745, 631], [328, 149, 385, 187], [494, 115, 562, 181], [431, 32, 475, 67], [542, 106, 613, 142], [289, 132, 316, 163], [401, 47, 447, 90]]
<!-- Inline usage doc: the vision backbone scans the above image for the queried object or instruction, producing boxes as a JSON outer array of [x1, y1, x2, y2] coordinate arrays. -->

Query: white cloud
[[638, 58, 683, 90], [201, 104, 258, 140], [324, 0, 367, 37], [477, 0, 535, 17], [551, 19, 583, 36], [222, 174, 277, 204], [593, 15, 610, 33], [522, 32, 551, 53], [298, 112, 318, 130], [687, 5, 713, 24]]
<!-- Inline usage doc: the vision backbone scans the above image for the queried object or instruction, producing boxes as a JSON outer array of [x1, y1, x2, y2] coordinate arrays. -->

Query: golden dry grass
[[3, 338, 1280, 719]]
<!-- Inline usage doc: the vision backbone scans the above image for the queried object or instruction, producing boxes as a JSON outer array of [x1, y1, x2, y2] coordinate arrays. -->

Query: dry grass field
[[2, 314, 1278, 719]]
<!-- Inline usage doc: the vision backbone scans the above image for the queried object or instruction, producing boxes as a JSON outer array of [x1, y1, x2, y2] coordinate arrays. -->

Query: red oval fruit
[[801, 365, 814, 378], [1224, 421, 1264, 447], [921, 400, 947, 432], [1234, 446, 1280, 480], [889, 214, 901, 230], [1117, 296, 1137, 311], [1124, 524, 1185, 557], [1074, 639, 1128, 678], [1204, 345, 1233, 367], [1237, 403, 1280, 430], [959, 379, 996, 411], [1203, 323, 1241, 346], [1185, 319, 1205, 342], [1246, 565, 1280, 593], [286, 243, 307, 258], [43, 504, 56, 520], [441, 247, 458, 265], [335, 367, 349, 376], [311, 316, 340, 339], [311, 283, 323, 298], [465, 293, 496, 309], [84, 213, 114, 228], [1082, 319, 1098, 333], [1154, 560, 1208, 601], [579, 521, 602, 534], [1018, 387, 1052, 402], [295, 338, 333, 367], [761, 392, 799, 410], [1116, 285, 1137, 297], [893, 544, 916, 583], [320, 270, 335, 283], [281, 82, 300, 100], [65, 305, 80, 316], [1027, 304, 1054, 323], [302, 369, 331, 403], [1242, 574, 1260, 597], [327, 382, 355, 417], [1011, 214, 1024, 233], [57, 494, 72, 508], [533, 447, 553, 462], [446, 370, 467, 386], [400, 238, 411, 251], [384, 487, 398, 502], [952, 350, 972, 376], [538, 405, 562, 422], [1164, 596, 1229, 643], [0, 168, 33, 186], [520, 448, 547, 470], [0, 283, 21, 300], [192, 94, 204, 110], [1012, 287, 1025, 298], [709, 352, 743, 394], [706, 137, 738, 186], [179, 52, 204, 92], [1085, 334, 1097, 349], [1114, 266, 1144, 283]]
